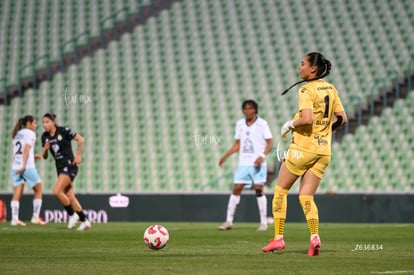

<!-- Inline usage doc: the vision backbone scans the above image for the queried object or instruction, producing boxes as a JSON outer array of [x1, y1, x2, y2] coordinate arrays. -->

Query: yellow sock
[[272, 186, 288, 239], [299, 195, 319, 235]]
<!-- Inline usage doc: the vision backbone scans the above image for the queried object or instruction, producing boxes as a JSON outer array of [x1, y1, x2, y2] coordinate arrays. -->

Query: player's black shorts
[[56, 164, 78, 181]]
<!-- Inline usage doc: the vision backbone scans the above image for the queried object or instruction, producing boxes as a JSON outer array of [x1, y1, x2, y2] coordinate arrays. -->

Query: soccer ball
[[143, 224, 169, 250]]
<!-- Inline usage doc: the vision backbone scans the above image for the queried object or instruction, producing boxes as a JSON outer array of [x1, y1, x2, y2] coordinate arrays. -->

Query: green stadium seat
[[0, 0, 413, 193]]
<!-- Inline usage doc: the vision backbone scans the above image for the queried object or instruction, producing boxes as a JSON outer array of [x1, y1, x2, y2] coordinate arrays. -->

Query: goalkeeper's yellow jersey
[[290, 79, 345, 156]]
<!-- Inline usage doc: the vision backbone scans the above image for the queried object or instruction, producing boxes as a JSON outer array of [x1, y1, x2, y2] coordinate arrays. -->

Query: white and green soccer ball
[[143, 224, 169, 250]]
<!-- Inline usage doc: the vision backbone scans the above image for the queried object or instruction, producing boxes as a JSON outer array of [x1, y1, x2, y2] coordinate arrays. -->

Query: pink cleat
[[308, 235, 321, 256], [262, 238, 286, 252], [31, 217, 47, 225], [11, 220, 27, 226]]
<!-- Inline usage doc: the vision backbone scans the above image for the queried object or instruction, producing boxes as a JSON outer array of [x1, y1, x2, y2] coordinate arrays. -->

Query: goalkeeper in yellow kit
[[262, 52, 347, 256]]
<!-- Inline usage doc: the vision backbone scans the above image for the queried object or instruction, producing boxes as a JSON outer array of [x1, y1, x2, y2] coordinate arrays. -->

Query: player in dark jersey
[[41, 113, 91, 231]]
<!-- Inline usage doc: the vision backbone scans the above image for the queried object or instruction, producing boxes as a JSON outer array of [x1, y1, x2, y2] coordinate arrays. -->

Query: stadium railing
[[8, 1, 174, 104], [369, 78, 387, 116], [349, 95, 362, 128], [100, 7, 131, 49], [408, 56, 414, 92], [1, 78, 7, 105], [60, 31, 92, 72], [18, 54, 51, 97], [387, 70, 400, 99]]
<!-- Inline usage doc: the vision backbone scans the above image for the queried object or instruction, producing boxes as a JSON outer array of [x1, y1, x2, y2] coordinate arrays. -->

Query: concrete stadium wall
[[0, 194, 413, 223]]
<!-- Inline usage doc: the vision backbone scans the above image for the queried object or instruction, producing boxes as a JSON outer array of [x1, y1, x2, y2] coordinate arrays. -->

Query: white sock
[[225, 194, 240, 223], [256, 195, 267, 225], [311, 234, 319, 240], [11, 200, 19, 221], [33, 199, 42, 219]]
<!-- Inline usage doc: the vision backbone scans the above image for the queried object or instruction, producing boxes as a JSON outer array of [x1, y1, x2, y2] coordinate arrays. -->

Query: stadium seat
[[0, 0, 413, 193]]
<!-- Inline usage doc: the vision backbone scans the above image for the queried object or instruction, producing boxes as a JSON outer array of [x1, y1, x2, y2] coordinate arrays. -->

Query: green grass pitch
[[1, 222, 413, 274]]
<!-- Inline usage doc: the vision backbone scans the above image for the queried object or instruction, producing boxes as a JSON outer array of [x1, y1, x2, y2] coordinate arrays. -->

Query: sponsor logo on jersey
[[315, 120, 329, 126], [314, 135, 328, 145], [317, 86, 333, 91]]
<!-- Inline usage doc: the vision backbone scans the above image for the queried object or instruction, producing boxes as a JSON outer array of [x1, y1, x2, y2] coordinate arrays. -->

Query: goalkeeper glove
[[281, 120, 294, 140]]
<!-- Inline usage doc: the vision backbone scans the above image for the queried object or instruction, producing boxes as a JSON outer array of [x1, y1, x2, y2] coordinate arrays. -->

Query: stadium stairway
[[1, 0, 413, 193], [334, 68, 414, 142], [0, 0, 181, 105]]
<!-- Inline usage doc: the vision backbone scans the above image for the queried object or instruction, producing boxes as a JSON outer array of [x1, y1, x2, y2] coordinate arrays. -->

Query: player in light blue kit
[[10, 115, 46, 226], [218, 100, 273, 231]]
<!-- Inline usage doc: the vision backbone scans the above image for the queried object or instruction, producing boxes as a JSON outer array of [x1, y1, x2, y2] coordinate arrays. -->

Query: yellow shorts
[[284, 148, 331, 179]]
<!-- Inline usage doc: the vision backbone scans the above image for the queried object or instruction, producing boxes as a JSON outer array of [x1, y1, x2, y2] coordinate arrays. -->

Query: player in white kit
[[10, 115, 46, 226], [218, 100, 273, 231]]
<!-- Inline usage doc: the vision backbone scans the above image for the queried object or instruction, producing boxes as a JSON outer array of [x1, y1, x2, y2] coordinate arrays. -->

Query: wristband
[[260, 153, 266, 158]]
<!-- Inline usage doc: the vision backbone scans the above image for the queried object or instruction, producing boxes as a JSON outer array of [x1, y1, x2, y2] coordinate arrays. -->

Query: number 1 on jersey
[[323, 95, 330, 118]]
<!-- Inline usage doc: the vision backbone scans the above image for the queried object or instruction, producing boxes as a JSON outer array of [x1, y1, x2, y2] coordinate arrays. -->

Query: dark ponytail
[[43, 113, 56, 121], [281, 52, 332, 95], [11, 115, 35, 138]]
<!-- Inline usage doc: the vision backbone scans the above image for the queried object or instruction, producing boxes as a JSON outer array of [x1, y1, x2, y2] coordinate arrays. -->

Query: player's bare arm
[[73, 134, 84, 166], [254, 138, 273, 167], [16, 144, 31, 174], [42, 141, 49, 159], [34, 154, 43, 160], [293, 108, 313, 127], [219, 140, 240, 167], [282, 109, 313, 139]]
